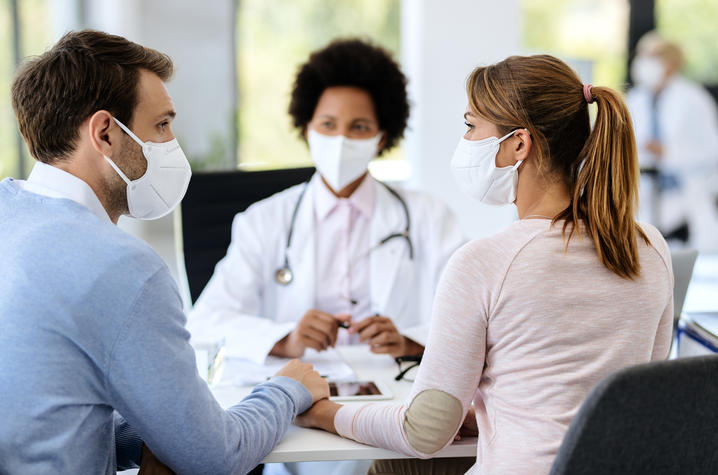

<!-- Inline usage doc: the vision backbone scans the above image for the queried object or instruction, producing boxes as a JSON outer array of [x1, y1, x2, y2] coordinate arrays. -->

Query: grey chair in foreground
[[549, 355, 718, 475]]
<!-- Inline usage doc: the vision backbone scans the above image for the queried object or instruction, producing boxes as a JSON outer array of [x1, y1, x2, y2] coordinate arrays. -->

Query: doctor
[[189, 39, 465, 365], [627, 31, 718, 250]]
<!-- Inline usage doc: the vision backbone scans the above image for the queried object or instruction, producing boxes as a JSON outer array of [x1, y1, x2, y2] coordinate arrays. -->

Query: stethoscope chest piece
[[275, 266, 294, 285]]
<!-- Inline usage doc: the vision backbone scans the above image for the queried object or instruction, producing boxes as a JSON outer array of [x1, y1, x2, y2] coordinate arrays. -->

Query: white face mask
[[450, 129, 523, 205], [104, 117, 192, 220], [307, 128, 381, 192], [631, 56, 666, 90]]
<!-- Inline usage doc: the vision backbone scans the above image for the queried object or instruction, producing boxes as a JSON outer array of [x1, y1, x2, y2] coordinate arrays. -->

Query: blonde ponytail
[[561, 87, 648, 279]]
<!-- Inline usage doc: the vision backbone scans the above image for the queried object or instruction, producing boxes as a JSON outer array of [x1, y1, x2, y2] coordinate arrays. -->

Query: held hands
[[271, 310, 351, 358], [348, 315, 424, 358], [276, 361, 335, 431], [294, 399, 342, 434], [274, 359, 329, 404]]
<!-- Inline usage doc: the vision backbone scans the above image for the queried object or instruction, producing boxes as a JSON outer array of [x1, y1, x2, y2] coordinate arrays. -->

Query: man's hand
[[348, 315, 424, 358], [274, 359, 329, 404], [271, 310, 351, 357], [294, 399, 342, 434]]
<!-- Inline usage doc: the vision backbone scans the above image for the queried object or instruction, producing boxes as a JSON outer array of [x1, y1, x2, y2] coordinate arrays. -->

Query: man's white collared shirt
[[15, 161, 112, 223]]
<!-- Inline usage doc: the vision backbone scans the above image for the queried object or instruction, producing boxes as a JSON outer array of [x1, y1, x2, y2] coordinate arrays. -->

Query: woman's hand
[[294, 399, 342, 434], [348, 315, 424, 357]]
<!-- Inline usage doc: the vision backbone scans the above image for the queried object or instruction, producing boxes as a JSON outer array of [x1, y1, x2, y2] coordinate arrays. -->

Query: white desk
[[211, 345, 478, 463]]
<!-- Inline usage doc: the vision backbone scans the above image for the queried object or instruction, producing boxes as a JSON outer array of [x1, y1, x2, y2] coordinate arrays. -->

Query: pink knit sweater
[[334, 219, 673, 474]]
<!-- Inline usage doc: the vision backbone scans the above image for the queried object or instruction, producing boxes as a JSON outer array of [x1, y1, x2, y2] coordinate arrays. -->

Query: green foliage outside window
[[0, 0, 51, 180], [521, 0, 629, 90], [656, 0, 718, 84], [235, 0, 401, 171]]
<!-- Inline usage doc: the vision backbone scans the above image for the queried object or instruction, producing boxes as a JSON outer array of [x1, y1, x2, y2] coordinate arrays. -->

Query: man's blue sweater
[[0, 178, 311, 474]]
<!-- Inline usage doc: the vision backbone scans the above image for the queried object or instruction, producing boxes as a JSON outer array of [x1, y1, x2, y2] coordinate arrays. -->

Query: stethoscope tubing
[[275, 178, 413, 285]]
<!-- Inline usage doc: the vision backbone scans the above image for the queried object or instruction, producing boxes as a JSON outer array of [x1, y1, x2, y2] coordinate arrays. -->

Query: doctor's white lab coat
[[188, 175, 466, 363]]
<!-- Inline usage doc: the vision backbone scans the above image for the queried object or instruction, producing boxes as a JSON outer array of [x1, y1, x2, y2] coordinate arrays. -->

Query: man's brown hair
[[11, 29, 174, 164]]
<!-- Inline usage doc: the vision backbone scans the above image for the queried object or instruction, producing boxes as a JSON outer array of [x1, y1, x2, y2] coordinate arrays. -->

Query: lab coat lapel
[[282, 181, 316, 313], [369, 179, 413, 317]]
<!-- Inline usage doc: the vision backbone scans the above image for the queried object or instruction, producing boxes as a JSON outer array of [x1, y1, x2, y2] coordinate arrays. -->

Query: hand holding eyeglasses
[[348, 315, 424, 358]]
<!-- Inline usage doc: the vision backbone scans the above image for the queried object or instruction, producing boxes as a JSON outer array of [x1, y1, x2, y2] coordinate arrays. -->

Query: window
[[656, 0, 718, 85], [521, 0, 630, 90], [235, 0, 402, 172], [0, 0, 52, 180]]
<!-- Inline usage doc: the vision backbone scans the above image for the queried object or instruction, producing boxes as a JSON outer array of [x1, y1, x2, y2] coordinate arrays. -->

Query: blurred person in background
[[627, 31, 718, 251]]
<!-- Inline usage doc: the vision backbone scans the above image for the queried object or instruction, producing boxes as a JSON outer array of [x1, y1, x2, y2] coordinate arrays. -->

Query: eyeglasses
[[394, 354, 422, 382]]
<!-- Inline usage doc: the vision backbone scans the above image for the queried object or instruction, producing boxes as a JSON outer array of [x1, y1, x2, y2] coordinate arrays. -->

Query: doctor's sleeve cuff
[[400, 324, 430, 349], [225, 320, 297, 365]]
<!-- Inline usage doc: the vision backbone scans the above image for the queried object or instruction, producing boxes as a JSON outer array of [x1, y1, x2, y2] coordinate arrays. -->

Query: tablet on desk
[[328, 380, 393, 401]]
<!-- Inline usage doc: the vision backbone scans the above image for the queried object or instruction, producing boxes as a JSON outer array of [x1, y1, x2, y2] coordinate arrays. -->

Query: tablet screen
[[329, 381, 383, 397]]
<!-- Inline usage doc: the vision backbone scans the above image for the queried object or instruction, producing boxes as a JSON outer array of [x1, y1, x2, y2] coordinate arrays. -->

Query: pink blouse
[[334, 219, 673, 474]]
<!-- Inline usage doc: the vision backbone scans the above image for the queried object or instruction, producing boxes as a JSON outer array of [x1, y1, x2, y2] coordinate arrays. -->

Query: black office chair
[[549, 355, 718, 475], [177, 167, 315, 304]]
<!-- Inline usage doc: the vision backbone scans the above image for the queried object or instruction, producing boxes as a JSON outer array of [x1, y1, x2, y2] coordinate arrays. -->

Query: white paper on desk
[[215, 348, 356, 387]]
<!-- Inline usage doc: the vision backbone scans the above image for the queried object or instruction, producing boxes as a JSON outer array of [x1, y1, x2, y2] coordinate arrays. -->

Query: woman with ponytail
[[296, 55, 674, 475]]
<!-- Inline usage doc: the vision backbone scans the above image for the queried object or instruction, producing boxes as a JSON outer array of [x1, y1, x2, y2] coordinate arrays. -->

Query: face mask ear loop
[[501, 129, 529, 170], [104, 156, 132, 186], [112, 117, 145, 147], [498, 129, 519, 143]]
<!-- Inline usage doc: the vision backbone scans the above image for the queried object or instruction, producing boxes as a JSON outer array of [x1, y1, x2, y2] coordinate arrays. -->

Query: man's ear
[[87, 110, 117, 158], [513, 128, 532, 163]]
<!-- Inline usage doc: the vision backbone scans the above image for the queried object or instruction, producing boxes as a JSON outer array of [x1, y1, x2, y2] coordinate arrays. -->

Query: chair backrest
[[177, 167, 315, 304], [549, 355, 718, 475], [670, 248, 698, 320]]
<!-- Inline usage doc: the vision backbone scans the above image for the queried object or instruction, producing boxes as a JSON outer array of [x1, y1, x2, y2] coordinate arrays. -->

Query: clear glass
[[193, 340, 226, 386]]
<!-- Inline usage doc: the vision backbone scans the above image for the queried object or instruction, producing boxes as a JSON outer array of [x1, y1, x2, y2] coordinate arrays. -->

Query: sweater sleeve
[[106, 268, 312, 475], [334, 242, 493, 457]]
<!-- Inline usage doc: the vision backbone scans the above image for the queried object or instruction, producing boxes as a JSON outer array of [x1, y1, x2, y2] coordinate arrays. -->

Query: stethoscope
[[275, 179, 414, 285]]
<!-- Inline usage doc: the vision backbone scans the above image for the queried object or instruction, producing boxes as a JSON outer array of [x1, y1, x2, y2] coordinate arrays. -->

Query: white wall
[[401, 0, 522, 239], [81, 0, 237, 170]]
